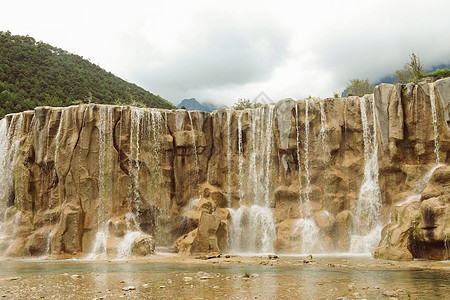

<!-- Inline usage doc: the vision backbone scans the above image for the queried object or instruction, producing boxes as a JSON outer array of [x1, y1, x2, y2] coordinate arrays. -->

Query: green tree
[[346, 78, 374, 97], [232, 98, 262, 110], [394, 52, 426, 84]]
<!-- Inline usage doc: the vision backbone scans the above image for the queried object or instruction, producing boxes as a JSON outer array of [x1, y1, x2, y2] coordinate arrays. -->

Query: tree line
[[0, 31, 175, 118]]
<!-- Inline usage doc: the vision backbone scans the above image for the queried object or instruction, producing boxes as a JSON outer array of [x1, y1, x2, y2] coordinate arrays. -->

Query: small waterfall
[[303, 99, 311, 205], [295, 218, 323, 254], [226, 111, 233, 207], [229, 106, 276, 254], [429, 83, 441, 163], [229, 205, 276, 254], [129, 108, 144, 206], [293, 101, 323, 254], [237, 112, 244, 204], [351, 95, 382, 254], [319, 101, 329, 163], [87, 106, 114, 259], [294, 105, 303, 203], [0, 115, 24, 254], [86, 228, 109, 260], [396, 164, 443, 207], [187, 111, 200, 192]]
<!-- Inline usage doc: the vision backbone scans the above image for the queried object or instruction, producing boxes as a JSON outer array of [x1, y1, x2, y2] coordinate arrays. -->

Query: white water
[[0, 115, 23, 254], [429, 83, 441, 164], [129, 108, 143, 205], [229, 106, 277, 253], [350, 95, 382, 254], [303, 99, 311, 205], [319, 101, 329, 163], [226, 111, 232, 207], [294, 105, 303, 204], [187, 111, 200, 193], [295, 218, 323, 254], [229, 205, 276, 254], [237, 112, 244, 204]]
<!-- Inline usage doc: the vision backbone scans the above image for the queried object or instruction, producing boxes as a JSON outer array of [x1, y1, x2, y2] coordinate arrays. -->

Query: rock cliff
[[0, 78, 449, 259]]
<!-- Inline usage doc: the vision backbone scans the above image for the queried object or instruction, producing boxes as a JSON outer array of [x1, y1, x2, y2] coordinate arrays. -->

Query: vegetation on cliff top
[[0, 31, 175, 118], [346, 53, 450, 96]]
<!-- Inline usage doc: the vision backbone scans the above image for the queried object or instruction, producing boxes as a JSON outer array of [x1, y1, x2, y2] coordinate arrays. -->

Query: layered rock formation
[[0, 78, 449, 260]]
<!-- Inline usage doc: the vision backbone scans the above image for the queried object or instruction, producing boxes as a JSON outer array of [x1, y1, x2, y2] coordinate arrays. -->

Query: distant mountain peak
[[177, 98, 226, 112]]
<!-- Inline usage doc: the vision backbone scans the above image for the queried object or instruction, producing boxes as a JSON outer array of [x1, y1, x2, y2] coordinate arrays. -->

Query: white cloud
[[1, 0, 450, 106]]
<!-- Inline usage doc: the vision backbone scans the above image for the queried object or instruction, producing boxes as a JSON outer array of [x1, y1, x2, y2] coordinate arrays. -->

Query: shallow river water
[[0, 255, 449, 299]]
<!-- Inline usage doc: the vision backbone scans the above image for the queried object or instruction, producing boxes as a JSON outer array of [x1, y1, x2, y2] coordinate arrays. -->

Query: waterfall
[[187, 111, 200, 193], [87, 106, 114, 259], [237, 112, 244, 205], [350, 95, 383, 254], [303, 99, 311, 205], [294, 105, 303, 204], [0, 115, 23, 255], [129, 108, 144, 207], [226, 111, 233, 207], [429, 83, 441, 164], [229, 106, 276, 254], [319, 101, 329, 163]]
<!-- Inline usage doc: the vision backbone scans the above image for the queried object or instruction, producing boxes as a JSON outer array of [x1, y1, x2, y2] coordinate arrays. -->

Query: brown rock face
[[0, 78, 449, 259]]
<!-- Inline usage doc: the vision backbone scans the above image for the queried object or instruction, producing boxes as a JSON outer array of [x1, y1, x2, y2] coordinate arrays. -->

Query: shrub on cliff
[[346, 78, 375, 97]]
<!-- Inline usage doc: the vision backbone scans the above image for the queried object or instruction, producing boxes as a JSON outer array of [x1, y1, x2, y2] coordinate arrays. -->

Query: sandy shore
[[0, 255, 449, 299]]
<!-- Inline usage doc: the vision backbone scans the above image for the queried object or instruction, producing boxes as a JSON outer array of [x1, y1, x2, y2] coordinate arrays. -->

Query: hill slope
[[0, 31, 175, 118]]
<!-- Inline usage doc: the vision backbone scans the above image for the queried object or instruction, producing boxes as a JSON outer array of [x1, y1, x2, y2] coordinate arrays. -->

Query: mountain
[[177, 98, 226, 112], [0, 31, 175, 118]]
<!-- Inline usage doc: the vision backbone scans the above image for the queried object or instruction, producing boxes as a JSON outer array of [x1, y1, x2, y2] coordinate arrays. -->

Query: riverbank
[[0, 255, 449, 299]]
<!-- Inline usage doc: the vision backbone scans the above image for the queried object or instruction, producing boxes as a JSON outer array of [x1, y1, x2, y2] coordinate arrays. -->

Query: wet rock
[[382, 290, 399, 297], [196, 271, 213, 280]]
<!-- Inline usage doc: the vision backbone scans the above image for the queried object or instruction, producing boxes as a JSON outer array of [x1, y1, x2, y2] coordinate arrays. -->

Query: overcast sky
[[2, 0, 450, 106]]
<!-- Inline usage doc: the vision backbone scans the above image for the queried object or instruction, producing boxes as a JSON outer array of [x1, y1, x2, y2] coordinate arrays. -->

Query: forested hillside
[[0, 31, 175, 118]]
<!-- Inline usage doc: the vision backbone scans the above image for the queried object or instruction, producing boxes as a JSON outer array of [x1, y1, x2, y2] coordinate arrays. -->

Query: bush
[[424, 68, 450, 79]]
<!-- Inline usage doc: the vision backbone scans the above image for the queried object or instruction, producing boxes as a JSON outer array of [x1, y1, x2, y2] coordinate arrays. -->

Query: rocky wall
[[0, 78, 449, 259]]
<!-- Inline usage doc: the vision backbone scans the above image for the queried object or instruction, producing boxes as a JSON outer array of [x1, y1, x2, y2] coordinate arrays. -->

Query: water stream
[[350, 95, 382, 254]]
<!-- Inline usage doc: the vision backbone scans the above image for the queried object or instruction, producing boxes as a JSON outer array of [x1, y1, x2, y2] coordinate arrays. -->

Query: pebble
[[383, 290, 399, 297], [159, 285, 166, 289], [348, 283, 355, 291], [197, 271, 213, 279], [183, 277, 193, 282], [122, 286, 136, 291], [336, 297, 349, 300], [167, 279, 173, 284], [142, 284, 149, 288], [70, 274, 83, 279]]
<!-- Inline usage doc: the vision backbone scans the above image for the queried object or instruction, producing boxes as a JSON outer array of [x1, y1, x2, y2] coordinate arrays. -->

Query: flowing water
[[350, 95, 382, 254], [429, 83, 441, 163], [229, 106, 276, 254]]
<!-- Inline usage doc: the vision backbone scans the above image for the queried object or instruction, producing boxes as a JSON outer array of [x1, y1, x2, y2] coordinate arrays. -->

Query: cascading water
[[350, 95, 383, 254], [229, 106, 276, 254], [87, 106, 114, 259], [294, 100, 323, 254], [226, 111, 233, 207], [187, 111, 200, 193], [429, 83, 441, 164], [303, 99, 311, 204], [319, 101, 329, 163], [0, 115, 24, 255]]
